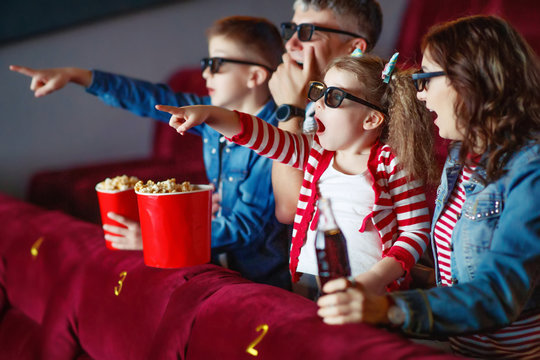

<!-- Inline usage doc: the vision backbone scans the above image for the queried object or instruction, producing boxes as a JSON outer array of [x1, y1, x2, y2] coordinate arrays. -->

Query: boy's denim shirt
[[87, 70, 290, 289], [391, 141, 540, 337]]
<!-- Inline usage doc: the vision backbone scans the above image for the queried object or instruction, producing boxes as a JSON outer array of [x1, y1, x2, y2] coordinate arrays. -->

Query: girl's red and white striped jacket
[[230, 111, 431, 284]]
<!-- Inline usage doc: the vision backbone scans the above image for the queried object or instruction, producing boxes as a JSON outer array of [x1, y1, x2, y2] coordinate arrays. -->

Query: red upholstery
[[0, 308, 41, 360], [27, 67, 208, 223], [0, 193, 460, 359], [396, 0, 540, 67], [182, 283, 449, 359], [0, 193, 102, 324]]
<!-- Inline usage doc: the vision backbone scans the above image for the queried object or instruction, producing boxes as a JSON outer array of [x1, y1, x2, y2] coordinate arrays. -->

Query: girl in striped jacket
[[158, 54, 438, 297]]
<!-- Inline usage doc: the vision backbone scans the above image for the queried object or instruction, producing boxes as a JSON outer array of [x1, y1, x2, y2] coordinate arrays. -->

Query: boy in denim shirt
[[10, 16, 291, 289]]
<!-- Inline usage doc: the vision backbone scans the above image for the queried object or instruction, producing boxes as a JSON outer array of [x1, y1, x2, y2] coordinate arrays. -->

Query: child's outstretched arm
[[156, 104, 240, 138], [9, 65, 92, 97], [160, 105, 313, 171]]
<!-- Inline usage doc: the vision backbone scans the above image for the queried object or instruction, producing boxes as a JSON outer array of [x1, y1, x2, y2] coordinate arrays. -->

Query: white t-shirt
[[296, 158, 382, 276]]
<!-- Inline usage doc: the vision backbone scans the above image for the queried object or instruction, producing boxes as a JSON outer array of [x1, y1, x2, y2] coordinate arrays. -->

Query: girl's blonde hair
[[326, 55, 439, 184]]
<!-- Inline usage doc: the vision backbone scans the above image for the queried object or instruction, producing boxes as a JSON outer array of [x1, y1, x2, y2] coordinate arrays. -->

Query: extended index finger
[[302, 47, 319, 78], [9, 65, 37, 77], [155, 104, 185, 116]]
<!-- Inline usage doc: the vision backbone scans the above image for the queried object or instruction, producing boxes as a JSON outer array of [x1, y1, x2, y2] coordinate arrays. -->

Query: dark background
[[0, 0, 181, 44]]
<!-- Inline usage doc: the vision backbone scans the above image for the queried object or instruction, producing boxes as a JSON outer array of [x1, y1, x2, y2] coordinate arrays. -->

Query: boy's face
[[287, 7, 356, 72], [204, 35, 254, 110]]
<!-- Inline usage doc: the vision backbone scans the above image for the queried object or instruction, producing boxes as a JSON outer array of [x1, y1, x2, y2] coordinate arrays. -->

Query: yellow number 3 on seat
[[246, 324, 269, 356], [114, 271, 128, 296]]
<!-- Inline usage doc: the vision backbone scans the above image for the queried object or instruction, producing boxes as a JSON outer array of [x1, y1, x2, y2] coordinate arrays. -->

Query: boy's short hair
[[293, 0, 382, 51], [206, 16, 285, 70]]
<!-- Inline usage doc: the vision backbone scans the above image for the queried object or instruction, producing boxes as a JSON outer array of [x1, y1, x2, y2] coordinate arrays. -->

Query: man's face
[[286, 7, 355, 73]]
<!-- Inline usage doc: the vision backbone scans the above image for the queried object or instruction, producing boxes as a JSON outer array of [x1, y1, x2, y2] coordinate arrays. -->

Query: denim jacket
[[392, 142, 540, 336], [86, 70, 290, 289]]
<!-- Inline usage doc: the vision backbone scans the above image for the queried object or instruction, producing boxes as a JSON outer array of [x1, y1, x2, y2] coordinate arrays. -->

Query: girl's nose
[[315, 95, 325, 111]]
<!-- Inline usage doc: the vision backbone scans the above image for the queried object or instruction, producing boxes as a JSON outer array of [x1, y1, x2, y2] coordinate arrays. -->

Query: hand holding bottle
[[316, 278, 391, 325]]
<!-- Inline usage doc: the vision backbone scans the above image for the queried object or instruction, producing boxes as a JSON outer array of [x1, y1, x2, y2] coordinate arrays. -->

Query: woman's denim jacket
[[392, 142, 540, 336], [86, 70, 290, 289]]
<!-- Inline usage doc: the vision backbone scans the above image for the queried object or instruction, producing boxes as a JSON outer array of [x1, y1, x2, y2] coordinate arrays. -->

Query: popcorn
[[134, 178, 194, 194], [96, 175, 140, 191]]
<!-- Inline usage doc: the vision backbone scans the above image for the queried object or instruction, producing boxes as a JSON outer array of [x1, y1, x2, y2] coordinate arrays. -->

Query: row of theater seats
[[0, 193, 458, 359]]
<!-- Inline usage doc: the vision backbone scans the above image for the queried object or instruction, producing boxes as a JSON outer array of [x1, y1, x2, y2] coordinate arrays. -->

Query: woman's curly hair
[[422, 15, 540, 182]]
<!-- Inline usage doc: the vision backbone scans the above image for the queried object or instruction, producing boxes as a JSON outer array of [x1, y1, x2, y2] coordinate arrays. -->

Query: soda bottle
[[315, 197, 351, 287]]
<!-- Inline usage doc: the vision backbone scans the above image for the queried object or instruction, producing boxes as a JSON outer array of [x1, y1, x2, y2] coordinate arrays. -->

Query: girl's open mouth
[[315, 117, 325, 134]]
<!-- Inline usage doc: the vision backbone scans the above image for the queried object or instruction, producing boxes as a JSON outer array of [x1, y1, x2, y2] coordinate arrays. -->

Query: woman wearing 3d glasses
[[318, 15, 540, 359], [158, 50, 439, 300]]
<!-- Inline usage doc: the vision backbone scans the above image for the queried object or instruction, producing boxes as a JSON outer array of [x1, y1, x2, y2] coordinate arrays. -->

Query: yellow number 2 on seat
[[246, 324, 269, 357]]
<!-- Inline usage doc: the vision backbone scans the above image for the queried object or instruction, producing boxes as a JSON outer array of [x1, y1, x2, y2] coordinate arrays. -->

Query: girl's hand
[[103, 212, 143, 250], [316, 277, 391, 325], [156, 104, 212, 135], [156, 104, 241, 138]]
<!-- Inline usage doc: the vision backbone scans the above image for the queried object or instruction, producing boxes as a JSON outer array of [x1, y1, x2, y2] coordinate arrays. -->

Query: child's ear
[[247, 67, 270, 88], [363, 111, 385, 130]]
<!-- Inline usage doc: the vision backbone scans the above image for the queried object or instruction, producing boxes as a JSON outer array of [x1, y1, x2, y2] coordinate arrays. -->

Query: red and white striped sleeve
[[376, 147, 431, 273], [229, 111, 312, 170]]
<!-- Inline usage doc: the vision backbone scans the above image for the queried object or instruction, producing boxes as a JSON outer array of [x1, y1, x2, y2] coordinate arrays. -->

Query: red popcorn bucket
[[136, 185, 212, 268], [95, 187, 140, 250]]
